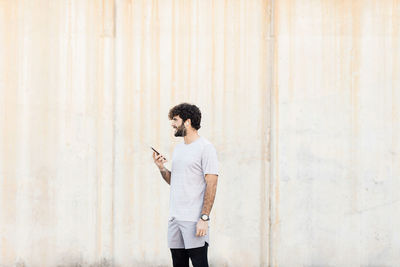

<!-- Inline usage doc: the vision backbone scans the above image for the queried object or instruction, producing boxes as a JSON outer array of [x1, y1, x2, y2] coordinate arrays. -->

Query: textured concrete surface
[[0, 0, 399, 266], [270, 1, 400, 266], [0, 0, 269, 266]]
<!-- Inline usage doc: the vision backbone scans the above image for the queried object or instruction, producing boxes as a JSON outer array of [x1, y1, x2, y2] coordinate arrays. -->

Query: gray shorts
[[167, 217, 210, 249]]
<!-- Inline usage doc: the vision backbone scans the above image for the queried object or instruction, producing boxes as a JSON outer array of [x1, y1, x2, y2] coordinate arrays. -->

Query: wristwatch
[[200, 214, 210, 221]]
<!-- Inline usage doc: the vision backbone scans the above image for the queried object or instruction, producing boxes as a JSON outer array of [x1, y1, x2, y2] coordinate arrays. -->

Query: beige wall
[[271, 1, 400, 266], [0, 0, 399, 266], [0, 0, 269, 266]]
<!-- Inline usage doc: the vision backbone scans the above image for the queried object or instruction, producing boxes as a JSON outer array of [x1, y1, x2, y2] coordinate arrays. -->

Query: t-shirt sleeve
[[201, 144, 219, 176]]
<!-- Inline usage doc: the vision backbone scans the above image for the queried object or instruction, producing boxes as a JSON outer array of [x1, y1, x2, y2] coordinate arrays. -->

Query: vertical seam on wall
[[111, 0, 117, 263], [268, 0, 275, 266], [260, 0, 269, 265]]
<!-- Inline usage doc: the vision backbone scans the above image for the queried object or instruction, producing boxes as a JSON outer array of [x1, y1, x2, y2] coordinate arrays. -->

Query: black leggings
[[170, 242, 209, 267]]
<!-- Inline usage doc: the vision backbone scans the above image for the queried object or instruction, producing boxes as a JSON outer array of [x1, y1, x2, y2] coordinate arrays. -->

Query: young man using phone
[[152, 103, 219, 267]]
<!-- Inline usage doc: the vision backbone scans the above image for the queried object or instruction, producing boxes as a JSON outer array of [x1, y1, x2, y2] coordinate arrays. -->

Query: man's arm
[[159, 167, 171, 185], [196, 174, 218, 237], [201, 174, 218, 215], [153, 152, 171, 185]]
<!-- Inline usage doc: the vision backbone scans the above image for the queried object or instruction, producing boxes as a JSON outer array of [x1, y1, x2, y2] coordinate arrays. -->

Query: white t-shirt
[[169, 136, 219, 222]]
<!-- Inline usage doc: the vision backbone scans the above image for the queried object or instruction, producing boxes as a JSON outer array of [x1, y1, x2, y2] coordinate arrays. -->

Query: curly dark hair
[[168, 103, 202, 130]]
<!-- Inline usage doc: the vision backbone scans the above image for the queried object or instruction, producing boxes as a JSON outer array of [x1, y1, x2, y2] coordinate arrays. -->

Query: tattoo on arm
[[201, 177, 218, 215], [160, 167, 171, 185]]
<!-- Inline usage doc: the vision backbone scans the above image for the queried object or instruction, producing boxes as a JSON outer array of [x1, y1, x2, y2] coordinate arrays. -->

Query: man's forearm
[[159, 167, 171, 185], [201, 181, 218, 215]]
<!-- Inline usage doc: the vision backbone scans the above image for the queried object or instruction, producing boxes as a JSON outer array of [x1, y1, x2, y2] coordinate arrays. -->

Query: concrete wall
[[0, 0, 269, 266], [270, 1, 400, 266], [0, 0, 399, 266]]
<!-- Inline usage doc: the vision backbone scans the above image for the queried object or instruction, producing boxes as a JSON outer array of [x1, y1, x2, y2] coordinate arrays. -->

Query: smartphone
[[151, 147, 166, 160]]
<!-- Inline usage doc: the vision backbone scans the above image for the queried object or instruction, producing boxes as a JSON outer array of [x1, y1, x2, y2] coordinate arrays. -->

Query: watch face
[[202, 215, 209, 220]]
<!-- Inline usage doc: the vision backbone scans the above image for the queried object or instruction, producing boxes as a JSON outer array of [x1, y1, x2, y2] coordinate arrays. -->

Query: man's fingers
[[155, 154, 166, 161], [195, 226, 207, 237]]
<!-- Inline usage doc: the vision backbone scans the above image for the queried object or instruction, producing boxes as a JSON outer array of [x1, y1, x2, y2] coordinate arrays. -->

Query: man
[[152, 103, 219, 267]]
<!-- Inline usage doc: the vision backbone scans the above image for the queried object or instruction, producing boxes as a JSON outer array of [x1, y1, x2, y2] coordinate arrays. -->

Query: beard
[[174, 124, 187, 137]]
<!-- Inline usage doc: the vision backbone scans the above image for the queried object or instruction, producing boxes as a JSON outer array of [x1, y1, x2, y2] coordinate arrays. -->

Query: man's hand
[[196, 219, 208, 237], [153, 152, 171, 185], [153, 152, 167, 169]]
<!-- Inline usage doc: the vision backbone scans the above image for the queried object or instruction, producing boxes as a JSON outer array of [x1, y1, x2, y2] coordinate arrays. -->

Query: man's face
[[171, 116, 187, 137]]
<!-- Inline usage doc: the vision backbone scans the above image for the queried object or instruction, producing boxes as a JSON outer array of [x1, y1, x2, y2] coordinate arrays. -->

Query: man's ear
[[185, 119, 191, 126]]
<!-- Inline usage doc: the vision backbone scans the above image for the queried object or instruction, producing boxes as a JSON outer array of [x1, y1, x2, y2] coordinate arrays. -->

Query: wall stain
[[270, 0, 280, 266], [349, 0, 361, 212]]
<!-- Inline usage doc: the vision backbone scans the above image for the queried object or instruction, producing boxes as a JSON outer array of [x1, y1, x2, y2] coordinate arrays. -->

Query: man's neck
[[183, 131, 200, 145]]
